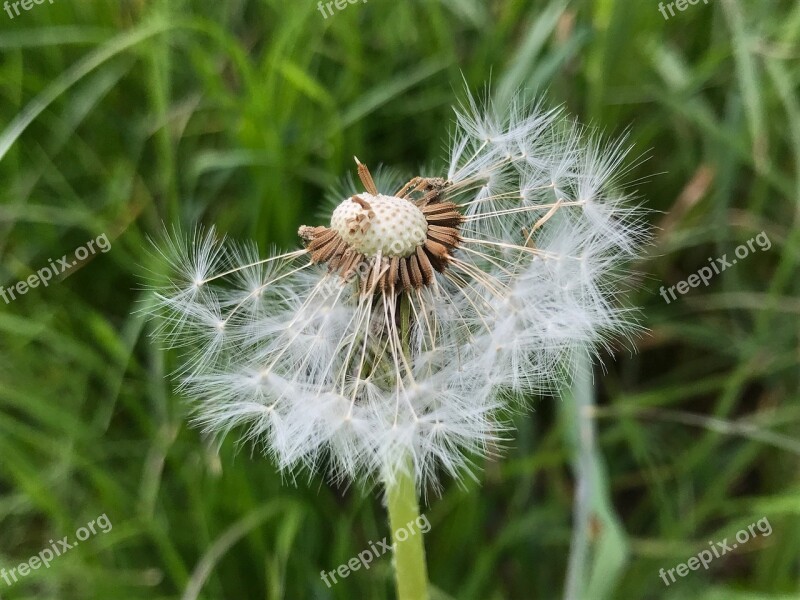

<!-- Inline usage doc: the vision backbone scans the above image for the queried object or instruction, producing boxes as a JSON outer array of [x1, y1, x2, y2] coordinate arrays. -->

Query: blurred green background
[[0, 0, 798, 598]]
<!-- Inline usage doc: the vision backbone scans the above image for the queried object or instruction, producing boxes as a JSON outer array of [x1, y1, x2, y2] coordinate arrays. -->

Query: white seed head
[[330, 194, 428, 258], [149, 89, 648, 492]]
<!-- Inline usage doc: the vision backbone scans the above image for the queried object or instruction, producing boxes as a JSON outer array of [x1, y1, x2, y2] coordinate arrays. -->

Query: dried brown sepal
[[426, 226, 461, 248], [395, 176, 424, 198], [307, 228, 337, 251], [354, 158, 378, 196], [421, 201, 459, 215], [377, 257, 391, 292], [362, 258, 386, 294], [399, 258, 412, 291], [351, 195, 372, 210], [339, 248, 360, 278], [298, 225, 327, 243], [308, 231, 345, 264], [408, 254, 423, 289], [416, 246, 434, 285], [327, 237, 349, 270], [388, 257, 400, 291], [425, 214, 463, 229], [424, 238, 451, 260], [396, 176, 450, 204]]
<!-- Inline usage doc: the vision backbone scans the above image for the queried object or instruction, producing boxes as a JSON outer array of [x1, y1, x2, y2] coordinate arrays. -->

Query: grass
[[0, 0, 798, 598]]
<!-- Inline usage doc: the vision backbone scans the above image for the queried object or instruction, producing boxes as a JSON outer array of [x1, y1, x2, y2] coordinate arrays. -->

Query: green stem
[[386, 463, 429, 600], [386, 295, 429, 600], [560, 351, 628, 600]]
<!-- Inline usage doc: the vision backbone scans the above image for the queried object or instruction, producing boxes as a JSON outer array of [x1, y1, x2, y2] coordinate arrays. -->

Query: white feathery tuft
[[147, 89, 648, 491]]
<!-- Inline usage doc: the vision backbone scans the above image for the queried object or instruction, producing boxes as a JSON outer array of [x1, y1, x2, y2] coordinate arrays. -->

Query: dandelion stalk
[[383, 294, 430, 600], [386, 462, 429, 600], [562, 353, 595, 599], [561, 352, 629, 600]]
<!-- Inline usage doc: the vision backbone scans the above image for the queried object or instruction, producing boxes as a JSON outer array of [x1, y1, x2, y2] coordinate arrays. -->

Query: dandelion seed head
[[147, 88, 649, 491]]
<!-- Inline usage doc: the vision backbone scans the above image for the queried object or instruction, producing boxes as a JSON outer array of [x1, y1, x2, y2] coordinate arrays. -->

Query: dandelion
[[148, 90, 647, 599]]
